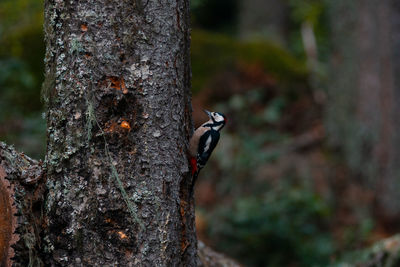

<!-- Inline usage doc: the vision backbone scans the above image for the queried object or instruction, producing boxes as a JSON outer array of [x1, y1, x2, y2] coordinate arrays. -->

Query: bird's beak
[[203, 109, 212, 119]]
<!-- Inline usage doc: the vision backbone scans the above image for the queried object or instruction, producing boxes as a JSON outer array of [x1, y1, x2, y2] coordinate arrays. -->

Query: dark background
[[1, 0, 400, 265]]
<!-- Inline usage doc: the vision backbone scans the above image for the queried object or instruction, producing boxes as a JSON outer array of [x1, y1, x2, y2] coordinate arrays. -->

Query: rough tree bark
[[0, 0, 245, 266], [42, 0, 196, 265], [0, 1, 244, 266], [0, 143, 44, 267], [0, 142, 242, 266], [326, 0, 400, 224]]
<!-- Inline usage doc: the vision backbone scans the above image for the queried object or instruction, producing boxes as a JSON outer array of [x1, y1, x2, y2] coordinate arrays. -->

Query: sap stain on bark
[[0, 143, 45, 266], [0, 167, 18, 267], [43, 0, 196, 265]]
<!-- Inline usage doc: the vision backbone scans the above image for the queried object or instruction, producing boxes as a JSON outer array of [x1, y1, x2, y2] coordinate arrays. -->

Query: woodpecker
[[189, 110, 227, 188]]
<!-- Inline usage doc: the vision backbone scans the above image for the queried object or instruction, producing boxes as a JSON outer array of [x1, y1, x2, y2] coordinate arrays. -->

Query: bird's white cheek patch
[[215, 115, 224, 122]]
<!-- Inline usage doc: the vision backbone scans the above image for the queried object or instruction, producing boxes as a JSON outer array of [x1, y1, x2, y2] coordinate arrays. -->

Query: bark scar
[[0, 166, 19, 267]]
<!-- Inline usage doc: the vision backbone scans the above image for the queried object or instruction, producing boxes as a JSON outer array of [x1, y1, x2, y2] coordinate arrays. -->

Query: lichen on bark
[[42, 0, 196, 265], [0, 142, 45, 267]]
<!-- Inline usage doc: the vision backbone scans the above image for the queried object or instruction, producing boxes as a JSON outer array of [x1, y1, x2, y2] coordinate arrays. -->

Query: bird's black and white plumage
[[189, 110, 227, 188]]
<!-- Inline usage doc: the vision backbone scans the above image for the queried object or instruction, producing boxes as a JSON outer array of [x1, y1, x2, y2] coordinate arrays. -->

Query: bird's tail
[[190, 170, 200, 195]]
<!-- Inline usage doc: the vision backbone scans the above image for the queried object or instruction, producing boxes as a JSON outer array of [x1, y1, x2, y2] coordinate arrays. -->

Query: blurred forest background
[[1, 0, 400, 266]]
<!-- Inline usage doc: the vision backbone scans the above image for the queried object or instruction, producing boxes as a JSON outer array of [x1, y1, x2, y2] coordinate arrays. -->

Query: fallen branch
[[198, 241, 242, 267]]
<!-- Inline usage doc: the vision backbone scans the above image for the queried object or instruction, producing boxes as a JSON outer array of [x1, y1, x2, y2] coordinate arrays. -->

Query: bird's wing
[[196, 130, 220, 169]]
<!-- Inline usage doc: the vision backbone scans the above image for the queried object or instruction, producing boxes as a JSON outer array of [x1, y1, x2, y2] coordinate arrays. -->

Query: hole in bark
[[32, 201, 42, 215], [47, 206, 73, 249], [98, 211, 137, 250], [93, 91, 143, 146]]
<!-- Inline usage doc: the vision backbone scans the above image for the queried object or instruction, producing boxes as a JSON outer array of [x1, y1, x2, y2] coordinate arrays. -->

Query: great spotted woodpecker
[[189, 110, 227, 188]]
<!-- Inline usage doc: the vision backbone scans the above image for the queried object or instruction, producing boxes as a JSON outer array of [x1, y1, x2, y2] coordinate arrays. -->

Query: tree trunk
[[1, 141, 242, 266], [42, 0, 196, 265], [0, 142, 44, 267], [326, 0, 400, 223], [0, 1, 245, 266]]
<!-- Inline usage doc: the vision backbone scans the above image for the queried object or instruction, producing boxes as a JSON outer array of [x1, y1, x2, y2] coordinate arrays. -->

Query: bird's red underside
[[190, 157, 197, 175]]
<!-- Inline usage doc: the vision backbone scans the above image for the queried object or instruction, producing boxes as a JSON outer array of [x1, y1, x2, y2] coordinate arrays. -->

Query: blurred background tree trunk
[[238, 0, 288, 43], [42, 0, 196, 265], [326, 0, 400, 225]]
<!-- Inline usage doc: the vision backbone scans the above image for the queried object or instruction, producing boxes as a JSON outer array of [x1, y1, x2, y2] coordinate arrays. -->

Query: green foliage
[[0, 59, 39, 116], [0, 0, 44, 77], [210, 92, 291, 195], [288, 0, 325, 25], [0, 0, 45, 157], [0, 0, 44, 106], [210, 90, 293, 195], [287, 0, 331, 62], [191, 30, 308, 93], [0, 58, 46, 159], [262, 97, 286, 124], [203, 84, 339, 266], [208, 182, 334, 266]]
